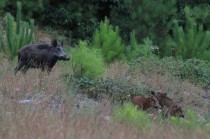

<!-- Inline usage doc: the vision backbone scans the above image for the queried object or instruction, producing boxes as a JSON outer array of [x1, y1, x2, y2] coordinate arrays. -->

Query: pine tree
[[171, 6, 210, 61], [92, 18, 125, 63], [0, 1, 34, 60]]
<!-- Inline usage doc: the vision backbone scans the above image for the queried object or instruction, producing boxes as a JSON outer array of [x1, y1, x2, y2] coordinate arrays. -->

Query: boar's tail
[[17, 51, 21, 62]]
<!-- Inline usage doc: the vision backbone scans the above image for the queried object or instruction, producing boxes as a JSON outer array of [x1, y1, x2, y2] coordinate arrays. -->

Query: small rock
[[103, 115, 111, 121], [18, 96, 33, 104], [15, 88, 21, 93], [183, 91, 190, 97]]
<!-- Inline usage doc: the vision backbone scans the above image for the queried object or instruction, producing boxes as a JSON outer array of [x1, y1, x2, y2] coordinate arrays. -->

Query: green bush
[[126, 31, 154, 61], [169, 109, 207, 130], [92, 18, 125, 63], [129, 57, 210, 87], [180, 59, 210, 87], [170, 6, 210, 61], [69, 40, 105, 80], [112, 103, 152, 129], [70, 77, 146, 102]]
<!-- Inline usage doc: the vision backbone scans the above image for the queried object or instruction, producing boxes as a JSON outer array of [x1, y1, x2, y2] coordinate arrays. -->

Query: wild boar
[[132, 95, 162, 111], [151, 91, 184, 118], [14, 39, 70, 74]]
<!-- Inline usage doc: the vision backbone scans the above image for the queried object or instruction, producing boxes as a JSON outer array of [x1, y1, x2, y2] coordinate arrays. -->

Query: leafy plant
[[170, 6, 210, 61], [129, 57, 210, 87], [69, 77, 146, 102], [0, 1, 34, 60], [169, 109, 207, 130], [112, 103, 152, 129], [179, 59, 210, 86], [126, 31, 154, 61], [69, 40, 105, 80], [110, 0, 177, 56], [92, 18, 125, 63]]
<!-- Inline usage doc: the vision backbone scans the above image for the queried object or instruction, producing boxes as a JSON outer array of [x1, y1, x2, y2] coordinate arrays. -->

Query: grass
[[0, 57, 209, 139]]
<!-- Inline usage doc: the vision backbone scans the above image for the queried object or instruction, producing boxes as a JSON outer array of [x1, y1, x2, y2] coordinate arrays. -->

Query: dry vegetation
[[0, 58, 209, 139]]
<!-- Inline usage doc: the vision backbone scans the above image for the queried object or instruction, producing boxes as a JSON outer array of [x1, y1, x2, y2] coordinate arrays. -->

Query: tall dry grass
[[0, 60, 209, 139], [106, 61, 209, 114]]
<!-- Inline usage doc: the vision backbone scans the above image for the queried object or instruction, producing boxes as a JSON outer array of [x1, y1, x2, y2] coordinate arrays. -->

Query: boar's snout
[[60, 55, 70, 61], [64, 56, 70, 61]]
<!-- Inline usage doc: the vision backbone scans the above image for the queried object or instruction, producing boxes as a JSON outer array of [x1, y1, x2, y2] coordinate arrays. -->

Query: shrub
[[112, 103, 152, 129], [126, 31, 154, 61], [69, 40, 105, 80], [170, 6, 210, 61], [70, 77, 146, 102], [92, 18, 125, 63], [169, 109, 207, 130], [180, 59, 210, 87], [129, 57, 210, 87]]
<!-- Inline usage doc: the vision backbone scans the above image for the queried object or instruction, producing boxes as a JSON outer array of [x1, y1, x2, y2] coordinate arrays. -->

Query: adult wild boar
[[14, 39, 70, 74]]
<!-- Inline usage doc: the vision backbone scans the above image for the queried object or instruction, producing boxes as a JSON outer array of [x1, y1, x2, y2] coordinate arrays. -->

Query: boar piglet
[[14, 39, 70, 74], [150, 91, 184, 118]]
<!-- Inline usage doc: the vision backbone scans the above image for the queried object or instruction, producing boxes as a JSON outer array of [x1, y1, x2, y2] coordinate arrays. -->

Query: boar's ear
[[52, 39, 58, 47], [61, 41, 64, 46]]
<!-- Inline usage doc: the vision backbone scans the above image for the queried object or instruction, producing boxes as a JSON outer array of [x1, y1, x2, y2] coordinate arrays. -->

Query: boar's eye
[[56, 48, 61, 51]]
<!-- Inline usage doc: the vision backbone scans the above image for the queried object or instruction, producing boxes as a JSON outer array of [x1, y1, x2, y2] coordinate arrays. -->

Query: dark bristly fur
[[14, 39, 70, 74]]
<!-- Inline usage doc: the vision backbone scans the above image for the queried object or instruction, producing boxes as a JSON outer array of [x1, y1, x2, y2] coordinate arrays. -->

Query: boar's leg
[[14, 61, 26, 75]]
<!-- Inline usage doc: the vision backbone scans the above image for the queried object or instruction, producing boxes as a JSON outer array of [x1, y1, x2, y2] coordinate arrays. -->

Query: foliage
[[112, 103, 152, 129], [170, 7, 210, 61], [0, 0, 46, 20], [189, 4, 210, 30], [126, 31, 155, 61], [169, 109, 208, 130], [42, 0, 99, 41], [110, 0, 177, 56], [0, 1, 34, 60], [69, 77, 146, 102], [129, 57, 210, 87], [179, 59, 210, 87], [68, 40, 105, 80], [92, 18, 125, 63]]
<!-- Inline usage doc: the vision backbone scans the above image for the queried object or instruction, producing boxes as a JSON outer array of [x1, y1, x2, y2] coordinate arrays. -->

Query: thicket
[[0, 1, 34, 60], [112, 104, 210, 131], [168, 109, 209, 131], [169, 7, 210, 61], [129, 57, 210, 87], [1, 1, 210, 60], [0, 0, 46, 20], [110, 0, 177, 57], [67, 40, 105, 80], [69, 76, 147, 103], [113, 103, 152, 129]]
